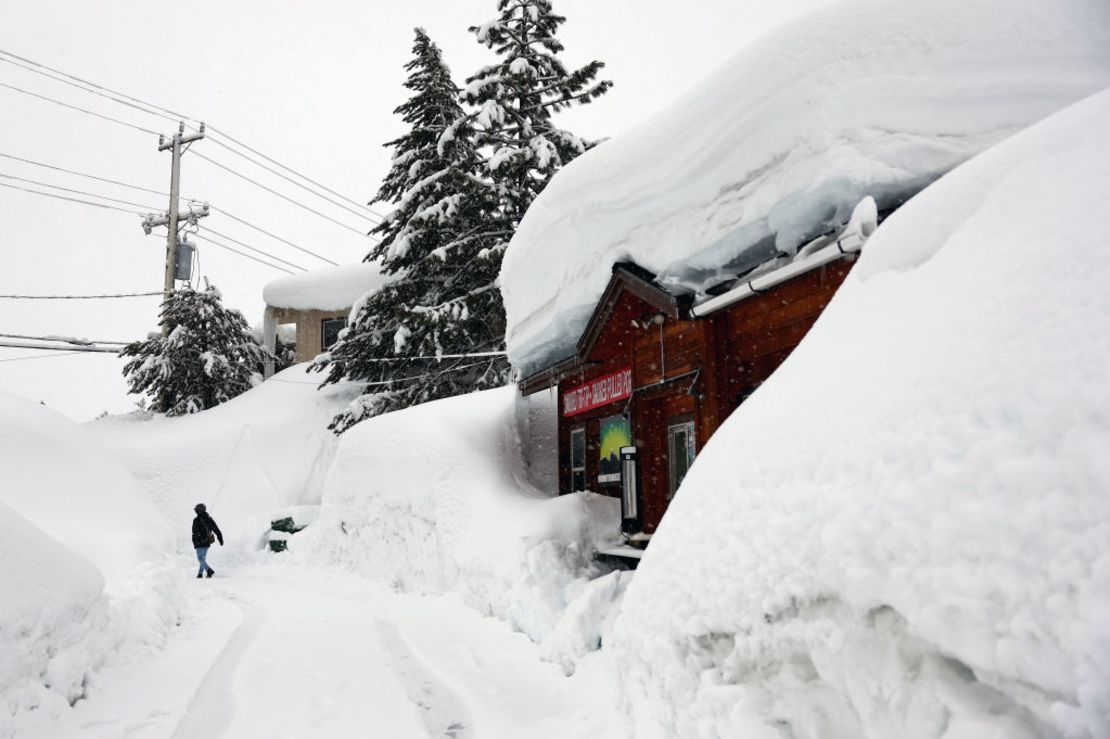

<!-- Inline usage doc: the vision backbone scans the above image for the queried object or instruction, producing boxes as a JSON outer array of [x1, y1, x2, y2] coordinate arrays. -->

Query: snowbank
[[609, 89, 1110, 738], [0, 502, 107, 732], [93, 364, 365, 556], [0, 393, 171, 583], [295, 386, 621, 643], [263, 261, 388, 312], [500, 0, 1110, 375], [0, 394, 181, 737]]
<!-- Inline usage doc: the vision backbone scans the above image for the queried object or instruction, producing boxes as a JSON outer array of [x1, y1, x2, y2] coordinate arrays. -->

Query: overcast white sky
[[0, 0, 828, 420]]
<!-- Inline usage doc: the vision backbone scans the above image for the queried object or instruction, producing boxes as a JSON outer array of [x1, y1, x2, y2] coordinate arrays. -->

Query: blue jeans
[[195, 547, 213, 575]]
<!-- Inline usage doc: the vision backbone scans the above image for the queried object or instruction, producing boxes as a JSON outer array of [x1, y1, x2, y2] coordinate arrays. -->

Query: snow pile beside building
[[0, 393, 181, 737], [609, 89, 1110, 739], [263, 261, 388, 312], [295, 386, 621, 644], [500, 0, 1110, 375], [94, 364, 365, 555]]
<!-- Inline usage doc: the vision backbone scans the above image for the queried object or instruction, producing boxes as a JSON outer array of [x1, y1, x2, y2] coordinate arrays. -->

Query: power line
[[208, 204, 341, 265], [199, 227, 310, 271], [351, 351, 507, 362], [270, 358, 497, 387], [0, 177, 313, 275], [0, 151, 170, 198], [0, 332, 129, 346], [206, 212, 337, 266], [0, 340, 121, 353], [203, 135, 382, 224], [193, 151, 377, 240], [189, 232, 297, 275], [0, 48, 193, 123], [0, 180, 145, 214], [0, 48, 382, 223], [0, 291, 165, 300], [0, 52, 181, 126], [0, 350, 85, 363], [0, 152, 336, 265], [0, 172, 159, 211], [205, 127, 386, 220], [0, 80, 160, 135]]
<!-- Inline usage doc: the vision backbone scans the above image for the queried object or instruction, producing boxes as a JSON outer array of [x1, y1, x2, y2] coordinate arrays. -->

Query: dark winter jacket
[[191, 512, 224, 549]]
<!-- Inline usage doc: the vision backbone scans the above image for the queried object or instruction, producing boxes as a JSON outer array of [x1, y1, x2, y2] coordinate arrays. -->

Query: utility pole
[[141, 121, 208, 335]]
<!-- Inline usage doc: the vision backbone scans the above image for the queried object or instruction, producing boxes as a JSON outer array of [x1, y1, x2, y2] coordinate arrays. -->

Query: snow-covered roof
[[609, 86, 1110, 738], [263, 262, 388, 312], [499, 0, 1110, 376]]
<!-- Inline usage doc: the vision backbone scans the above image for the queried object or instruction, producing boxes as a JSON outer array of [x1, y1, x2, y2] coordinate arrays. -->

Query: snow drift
[[0, 393, 180, 737], [609, 89, 1110, 739], [93, 364, 365, 556], [295, 386, 621, 645], [500, 0, 1110, 375]]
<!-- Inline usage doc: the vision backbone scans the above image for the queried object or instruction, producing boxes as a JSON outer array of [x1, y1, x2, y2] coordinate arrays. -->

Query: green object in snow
[[270, 517, 303, 534]]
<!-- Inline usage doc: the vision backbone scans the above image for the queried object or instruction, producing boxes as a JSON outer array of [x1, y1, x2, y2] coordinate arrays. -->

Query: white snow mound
[[295, 386, 621, 643], [500, 0, 1110, 375], [0, 393, 171, 582], [0, 393, 182, 737], [609, 88, 1110, 739], [263, 261, 388, 312]]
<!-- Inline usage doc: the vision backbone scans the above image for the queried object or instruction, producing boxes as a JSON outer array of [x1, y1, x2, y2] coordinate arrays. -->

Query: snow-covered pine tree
[[463, 0, 612, 226], [120, 285, 272, 416], [313, 28, 513, 432]]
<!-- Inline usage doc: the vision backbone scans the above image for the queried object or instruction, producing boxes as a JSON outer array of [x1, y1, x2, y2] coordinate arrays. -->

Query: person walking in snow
[[192, 503, 224, 578]]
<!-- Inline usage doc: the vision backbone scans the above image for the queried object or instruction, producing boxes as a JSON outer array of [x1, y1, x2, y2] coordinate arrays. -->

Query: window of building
[[570, 426, 587, 492], [667, 419, 696, 499], [321, 317, 347, 351]]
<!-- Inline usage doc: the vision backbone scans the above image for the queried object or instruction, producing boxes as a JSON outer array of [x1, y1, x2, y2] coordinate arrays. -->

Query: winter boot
[[206, 569, 215, 578], [196, 573, 203, 579]]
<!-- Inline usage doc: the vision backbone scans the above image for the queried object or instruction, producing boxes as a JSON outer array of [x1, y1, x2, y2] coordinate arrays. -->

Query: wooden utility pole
[[142, 121, 207, 335]]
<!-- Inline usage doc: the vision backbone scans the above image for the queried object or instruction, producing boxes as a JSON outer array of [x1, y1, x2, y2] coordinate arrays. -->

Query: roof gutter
[[691, 196, 877, 318]]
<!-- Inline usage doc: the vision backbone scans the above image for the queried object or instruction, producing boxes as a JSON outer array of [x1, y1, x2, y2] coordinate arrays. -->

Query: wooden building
[[518, 229, 868, 544]]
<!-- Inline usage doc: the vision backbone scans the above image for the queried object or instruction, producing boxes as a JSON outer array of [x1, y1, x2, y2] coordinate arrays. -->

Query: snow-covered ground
[[500, 0, 1110, 375], [609, 88, 1110, 739], [17, 561, 624, 739], [3, 376, 628, 738]]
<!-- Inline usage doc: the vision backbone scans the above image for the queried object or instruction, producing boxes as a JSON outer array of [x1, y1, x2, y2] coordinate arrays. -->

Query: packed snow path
[[55, 561, 620, 739]]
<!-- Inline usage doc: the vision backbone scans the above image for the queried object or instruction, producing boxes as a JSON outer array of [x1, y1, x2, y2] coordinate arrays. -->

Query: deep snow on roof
[[263, 262, 388, 312], [499, 0, 1110, 375]]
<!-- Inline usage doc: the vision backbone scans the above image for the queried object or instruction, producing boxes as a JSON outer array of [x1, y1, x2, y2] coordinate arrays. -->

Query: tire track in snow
[[377, 619, 473, 739], [170, 591, 263, 739]]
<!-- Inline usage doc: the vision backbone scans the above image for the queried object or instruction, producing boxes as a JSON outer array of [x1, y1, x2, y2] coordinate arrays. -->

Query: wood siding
[[550, 256, 857, 535]]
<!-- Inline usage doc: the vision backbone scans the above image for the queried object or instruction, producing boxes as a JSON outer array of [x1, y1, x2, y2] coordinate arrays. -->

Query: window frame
[[569, 425, 587, 492], [320, 317, 347, 352], [666, 415, 697, 500]]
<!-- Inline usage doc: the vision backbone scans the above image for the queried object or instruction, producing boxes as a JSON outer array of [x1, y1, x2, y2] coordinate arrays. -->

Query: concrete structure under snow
[[261, 262, 387, 374]]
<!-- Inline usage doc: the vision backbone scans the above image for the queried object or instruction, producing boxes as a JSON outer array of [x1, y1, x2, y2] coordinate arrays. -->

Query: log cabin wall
[[548, 256, 857, 536], [556, 290, 655, 497], [715, 261, 854, 417]]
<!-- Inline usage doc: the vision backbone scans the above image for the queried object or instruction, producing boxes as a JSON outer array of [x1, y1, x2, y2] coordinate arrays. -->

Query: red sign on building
[[562, 367, 633, 417]]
